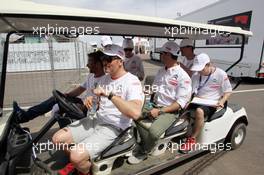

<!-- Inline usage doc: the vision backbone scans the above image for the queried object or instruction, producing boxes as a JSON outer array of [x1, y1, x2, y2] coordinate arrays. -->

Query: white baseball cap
[[122, 38, 134, 49], [180, 39, 194, 48], [191, 53, 210, 71], [101, 36, 113, 47], [160, 41, 180, 56], [102, 44, 125, 60]]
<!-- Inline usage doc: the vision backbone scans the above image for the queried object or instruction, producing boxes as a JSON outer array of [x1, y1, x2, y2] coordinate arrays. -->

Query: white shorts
[[68, 117, 122, 159]]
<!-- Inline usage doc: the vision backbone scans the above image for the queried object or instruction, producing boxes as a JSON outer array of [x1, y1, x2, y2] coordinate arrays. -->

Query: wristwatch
[[158, 108, 165, 115], [108, 92, 115, 100]]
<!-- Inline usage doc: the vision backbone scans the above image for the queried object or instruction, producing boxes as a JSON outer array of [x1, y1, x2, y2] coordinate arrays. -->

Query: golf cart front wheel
[[227, 123, 247, 150]]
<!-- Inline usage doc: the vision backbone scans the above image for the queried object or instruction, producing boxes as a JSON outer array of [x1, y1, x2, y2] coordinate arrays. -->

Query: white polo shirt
[[192, 67, 232, 100], [81, 73, 103, 97], [153, 65, 192, 109], [124, 54, 145, 80], [96, 72, 144, 130]]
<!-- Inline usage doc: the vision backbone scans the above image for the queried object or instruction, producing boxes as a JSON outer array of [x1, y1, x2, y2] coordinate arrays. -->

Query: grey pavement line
[[233, 88, 264, 93]]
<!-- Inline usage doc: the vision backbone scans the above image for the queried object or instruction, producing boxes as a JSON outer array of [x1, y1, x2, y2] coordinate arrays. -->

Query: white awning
[[0, 0, 253, 39]]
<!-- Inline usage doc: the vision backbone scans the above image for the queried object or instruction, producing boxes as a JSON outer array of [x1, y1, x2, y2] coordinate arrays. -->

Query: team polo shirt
[[153, 65, 192, 109], [124, 54, 145, 80], [192, 67, 232, 100], [81, 73, 102, 97], [96, 72, 144, 130]]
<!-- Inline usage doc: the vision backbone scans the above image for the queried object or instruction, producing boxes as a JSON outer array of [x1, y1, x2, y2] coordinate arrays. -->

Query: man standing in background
[[123, 38, 145, 81], [179, 39, 196, 76], [101, 35, 113, 50]]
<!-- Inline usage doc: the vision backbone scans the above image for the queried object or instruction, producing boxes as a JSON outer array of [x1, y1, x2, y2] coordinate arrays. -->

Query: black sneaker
[[13, 101, 29, 123]]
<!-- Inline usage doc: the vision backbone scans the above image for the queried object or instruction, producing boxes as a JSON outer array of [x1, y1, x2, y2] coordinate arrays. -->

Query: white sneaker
[[127, 152, 147, 164]]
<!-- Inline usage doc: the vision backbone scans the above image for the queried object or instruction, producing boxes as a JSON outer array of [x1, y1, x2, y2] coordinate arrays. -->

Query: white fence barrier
[[7, 42, 87, 72]]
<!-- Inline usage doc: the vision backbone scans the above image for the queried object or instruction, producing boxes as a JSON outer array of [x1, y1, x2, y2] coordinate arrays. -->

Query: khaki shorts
[[68, 117, 122, 159]]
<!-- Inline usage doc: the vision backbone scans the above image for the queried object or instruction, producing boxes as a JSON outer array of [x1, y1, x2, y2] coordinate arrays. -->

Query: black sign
[[206, 11, 252, 45]]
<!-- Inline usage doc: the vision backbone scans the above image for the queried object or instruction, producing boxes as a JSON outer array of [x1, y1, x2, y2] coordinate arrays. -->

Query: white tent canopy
[[0, 0, 253, 39]]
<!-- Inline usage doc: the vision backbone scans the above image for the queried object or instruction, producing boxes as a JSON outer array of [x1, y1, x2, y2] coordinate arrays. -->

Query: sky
[[32, 0, 219, 18]]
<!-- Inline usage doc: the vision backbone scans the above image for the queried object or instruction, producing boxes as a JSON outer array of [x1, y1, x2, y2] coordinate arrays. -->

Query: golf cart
[[0, 1, 252, 175]]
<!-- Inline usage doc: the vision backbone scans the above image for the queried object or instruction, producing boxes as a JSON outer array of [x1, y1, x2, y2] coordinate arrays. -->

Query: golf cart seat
[[164, 117, 189, 137], [205, 103, 242, 122], [136, 116, 189, 139], [205, 101, 228, 122], [94, 126, 136, 161]]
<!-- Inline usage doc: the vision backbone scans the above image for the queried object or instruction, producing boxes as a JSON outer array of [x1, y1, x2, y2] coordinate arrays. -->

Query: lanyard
[[197, 73, 211, 91]]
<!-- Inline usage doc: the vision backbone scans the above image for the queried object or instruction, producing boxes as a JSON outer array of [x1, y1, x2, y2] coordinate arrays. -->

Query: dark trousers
[[24, 96, 56, 121], [23, 96, 85, 128]]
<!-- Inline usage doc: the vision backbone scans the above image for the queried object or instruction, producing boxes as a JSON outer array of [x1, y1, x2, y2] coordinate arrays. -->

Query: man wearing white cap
[[180, 53, 232, 153], [128, 41, 192, 164], [52, 44, 144, 174], [179, 39, 196, 76], [122, 38, 145, 81], [101, 35, 113, 49]]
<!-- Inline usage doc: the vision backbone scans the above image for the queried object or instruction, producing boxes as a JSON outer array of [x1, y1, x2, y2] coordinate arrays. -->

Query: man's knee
[[195, 108, 204, 119], [70, 148, 90, 165], [52, 127, 73, 144]]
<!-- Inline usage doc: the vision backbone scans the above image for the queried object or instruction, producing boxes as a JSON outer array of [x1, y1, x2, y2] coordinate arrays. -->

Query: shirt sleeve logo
[[168, 75, 179, 86]]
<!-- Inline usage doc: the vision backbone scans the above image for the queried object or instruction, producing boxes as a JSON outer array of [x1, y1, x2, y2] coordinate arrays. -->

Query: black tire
[[226, 123, 247, 150]]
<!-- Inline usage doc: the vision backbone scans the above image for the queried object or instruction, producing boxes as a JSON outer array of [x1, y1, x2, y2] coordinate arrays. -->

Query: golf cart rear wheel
[[228, 123, 247, 150]]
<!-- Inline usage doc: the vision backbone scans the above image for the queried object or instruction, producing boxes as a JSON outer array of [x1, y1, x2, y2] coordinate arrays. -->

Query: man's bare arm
[[66, 86, 86, 97], [111, 96, 143, 120]]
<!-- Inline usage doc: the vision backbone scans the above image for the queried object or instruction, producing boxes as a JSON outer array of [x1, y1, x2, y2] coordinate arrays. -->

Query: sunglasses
[[102, 55, 120, 63], [124, 48, 133, 52]]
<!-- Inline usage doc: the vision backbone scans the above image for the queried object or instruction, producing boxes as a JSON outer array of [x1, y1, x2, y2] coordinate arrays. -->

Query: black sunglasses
[[101, 55, 119, 63], [124, 48, 133, 52]]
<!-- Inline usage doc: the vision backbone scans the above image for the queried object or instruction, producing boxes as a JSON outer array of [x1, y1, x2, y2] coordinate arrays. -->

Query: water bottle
[[146, 102, 153, 110], [87, 82, 99, 119], [88, 96, 98, 119]]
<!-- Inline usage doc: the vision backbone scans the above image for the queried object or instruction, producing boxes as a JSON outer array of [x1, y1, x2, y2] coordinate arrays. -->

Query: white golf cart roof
[[0, 0, 252, 39]]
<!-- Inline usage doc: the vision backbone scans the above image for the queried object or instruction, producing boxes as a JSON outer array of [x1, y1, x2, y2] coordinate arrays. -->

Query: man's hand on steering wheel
[[52, 90, 86, 120]]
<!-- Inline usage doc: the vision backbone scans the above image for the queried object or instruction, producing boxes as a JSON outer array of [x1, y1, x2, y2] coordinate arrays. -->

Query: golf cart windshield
[[0, 0, 253, 110], [0, 1, 254, 175]]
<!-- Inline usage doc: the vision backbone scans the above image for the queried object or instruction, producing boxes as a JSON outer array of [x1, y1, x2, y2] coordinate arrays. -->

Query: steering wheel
[[52, 90, 86, 120]]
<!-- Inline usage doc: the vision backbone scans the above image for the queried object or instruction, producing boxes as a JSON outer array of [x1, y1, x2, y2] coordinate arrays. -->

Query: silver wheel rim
[[234, 128, 244, 145]]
